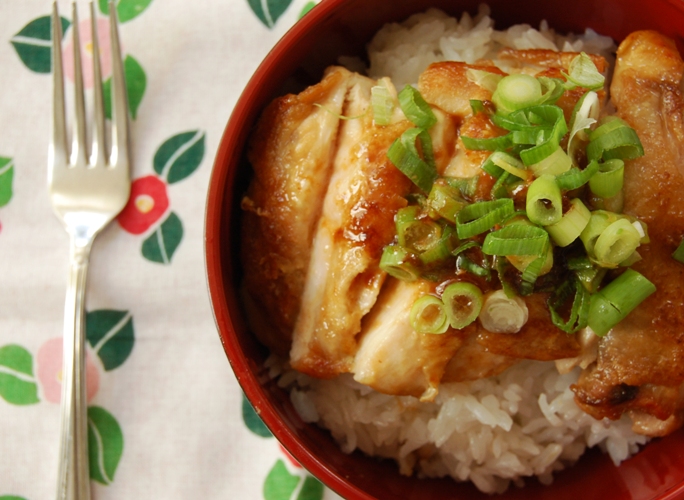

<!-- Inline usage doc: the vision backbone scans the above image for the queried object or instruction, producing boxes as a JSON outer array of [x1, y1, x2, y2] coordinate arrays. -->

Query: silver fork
[[50, 2, 130, 499]]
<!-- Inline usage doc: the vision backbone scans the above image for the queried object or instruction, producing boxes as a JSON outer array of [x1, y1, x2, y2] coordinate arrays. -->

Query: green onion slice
[[456, 198, 515, 239], [461, 133, 513, 151], [410, 295, 449, 334], [563, 52, 605, 91], [395, 206, 441, 252], [567, 91, 600, 166], [580, 210, 621, 258], [529, 147, 572, 177], [379, 245, 420, 281], [470, 99, 486, 114], [673, 239, 684, 264], [387, 127, 438, 193], [492, 74, 542, 115], [556, 160, 599, 191], [548, 277, 591, 333], [419, 225, 457, 265], [546, 198, 591, 247], [587, 118, 644, 162], [588, 268, 656, 336], [589, 159, 624, 199], [526, 174, 563, 226], [593, 218, 642, 268], [441, 282, 483, 329], [489, 151, 531, 180], [427, 180, 467, 223], [398, 85, 437, 129], [371, 82, 395, 126], [482, 224, 549, 257], [479, 289, 529, 333]]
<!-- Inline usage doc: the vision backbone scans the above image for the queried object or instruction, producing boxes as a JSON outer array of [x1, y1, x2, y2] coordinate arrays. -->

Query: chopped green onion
[[586, 119, 644, 161], [492, 74, 542, 115], [588, 269, 656, 336], [379, 245, 420, 281], [371, 83, 395, 126], [398, 85, 437, 129], [528, 147, 572, 177], [580, 210, 621, 258], [563, 52, 605, 91], [395, 206, 441, 252], [466, 68, 503, 93], [576, 265, 607, 293], [479, 289, 529, 333], [491, 171, 512, 199], [470, 99, 486, 114], [489, 151, 531, 180], [461, 133, 512, 151], [456, 254, 491, 279], [456, 198, 515, 239], [526, 174, 563, 226], [673, 239, 684, 264], [518, 106, 568, 166], [537, 77, 566, 105], [548, 277, 591, 333], [482, 224, 549, 257], [556, 160, 599, 191], [567, 91, 600, 166], [410, 295, 449, 334], [387, 127, 438, 193], [593, 218, 642, 268], [546, 198, 591, 247], [419, 224, 457, 265], [441, 282, 483, 329], [589, 159, 624, 198], [427, 180, 467, 222]]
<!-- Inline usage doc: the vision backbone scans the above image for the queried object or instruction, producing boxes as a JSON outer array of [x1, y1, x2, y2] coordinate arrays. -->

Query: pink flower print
[[37, 337, 100, 404], [117, 175, 170, 234], [62, 17, 112, 89]]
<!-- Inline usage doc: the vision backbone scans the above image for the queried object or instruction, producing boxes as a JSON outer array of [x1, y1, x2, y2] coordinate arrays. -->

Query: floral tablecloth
[[0, 1, 342, 498]]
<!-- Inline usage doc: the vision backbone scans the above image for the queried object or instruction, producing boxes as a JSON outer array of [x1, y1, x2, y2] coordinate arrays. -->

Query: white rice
[[272, 358, 648, 494], [365, 5, 616, 88], [272, 8, 647, 495]]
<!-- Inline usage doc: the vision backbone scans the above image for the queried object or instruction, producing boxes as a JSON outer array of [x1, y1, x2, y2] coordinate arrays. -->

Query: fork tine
[[90, 1, 106, 167], [51, 2, 68, 169], [71, 3, 88, 167], [109, 2, 130, 167]]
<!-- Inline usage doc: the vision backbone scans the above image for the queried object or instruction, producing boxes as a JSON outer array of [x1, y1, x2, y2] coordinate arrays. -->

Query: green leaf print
[[0, 345, 39, 405], [242, 393, 273, 437], [0, 157, 14, 208], [264, 460, 300, 500], [0, 496, 28, 500], [141, 211, 183, 264], [11, 15, 70, 73], [88, 406, 124, 485], [297, 476, 324, 500], [298, 2, 317, 19], [99, 0, 153, 22], [103, 55, 147, 120], [248, 0, 293, 28], [86, 310, 135, 371], [153, 131, 206, 184]]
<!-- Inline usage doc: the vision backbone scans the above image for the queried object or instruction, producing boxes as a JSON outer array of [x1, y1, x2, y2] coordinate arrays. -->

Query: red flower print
[[37, 337, 100, 404], [118, 175, 169, 234]]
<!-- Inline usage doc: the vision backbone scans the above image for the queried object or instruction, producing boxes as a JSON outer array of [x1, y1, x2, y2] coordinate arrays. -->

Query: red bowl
[[205, 0, 684, 498]]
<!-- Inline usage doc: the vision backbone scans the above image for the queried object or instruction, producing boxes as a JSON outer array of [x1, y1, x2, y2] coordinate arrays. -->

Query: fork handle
[[56, 237, 94, 500]]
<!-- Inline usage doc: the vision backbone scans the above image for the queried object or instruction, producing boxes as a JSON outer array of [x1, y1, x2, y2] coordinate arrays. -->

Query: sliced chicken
[[571, 31, 684, 434], [289, 76, 414, 378], [241, 66, 356, 356], [353, 278, 466, 401]]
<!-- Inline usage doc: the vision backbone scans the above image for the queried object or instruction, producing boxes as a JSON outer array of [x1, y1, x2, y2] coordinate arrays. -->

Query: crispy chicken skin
[[241, 67, 355, 356], [572, 31, 684, 433]]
